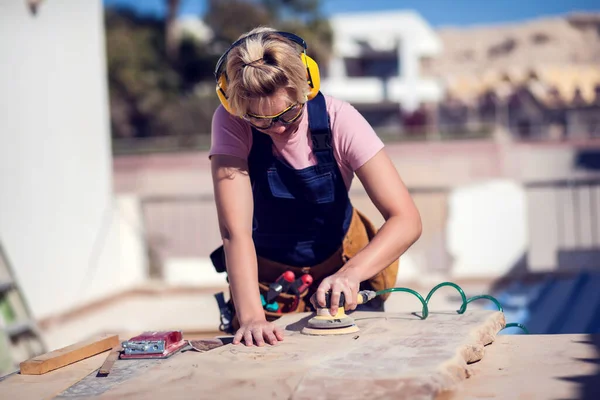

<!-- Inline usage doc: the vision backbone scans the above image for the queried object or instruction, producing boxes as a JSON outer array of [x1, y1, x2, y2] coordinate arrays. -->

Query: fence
[[525, 177, 600, 272]]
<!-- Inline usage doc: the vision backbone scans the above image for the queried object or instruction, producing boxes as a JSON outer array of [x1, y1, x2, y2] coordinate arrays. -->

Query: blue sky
[[103, 0, 600, 27]]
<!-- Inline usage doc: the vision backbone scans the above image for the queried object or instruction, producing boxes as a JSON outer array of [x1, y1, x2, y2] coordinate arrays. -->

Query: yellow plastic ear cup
[[216, 45, 321, 114], [301, 53, 320, 100], [216, 73, 233, 114]]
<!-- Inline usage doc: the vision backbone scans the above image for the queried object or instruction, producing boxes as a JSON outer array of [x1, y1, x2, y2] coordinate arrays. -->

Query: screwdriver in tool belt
[[266, 271, 295, 303], [289, 274, 313, 295]]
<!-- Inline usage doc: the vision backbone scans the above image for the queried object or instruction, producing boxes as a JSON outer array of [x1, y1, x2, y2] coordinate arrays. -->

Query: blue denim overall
[[248, 92, 353, 267]]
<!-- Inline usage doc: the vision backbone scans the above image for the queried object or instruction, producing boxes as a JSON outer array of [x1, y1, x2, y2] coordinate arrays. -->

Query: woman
[[210, 27, 422, 347]]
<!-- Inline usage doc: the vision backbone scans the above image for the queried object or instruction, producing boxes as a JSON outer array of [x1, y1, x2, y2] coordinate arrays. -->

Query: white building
[[0, 0, 145, 321], [321, 10, 444, 122]]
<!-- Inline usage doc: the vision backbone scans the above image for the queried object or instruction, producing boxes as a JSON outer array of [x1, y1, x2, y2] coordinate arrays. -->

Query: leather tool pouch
[[258, 281, 310, 322], [223, 281, 310, 334]]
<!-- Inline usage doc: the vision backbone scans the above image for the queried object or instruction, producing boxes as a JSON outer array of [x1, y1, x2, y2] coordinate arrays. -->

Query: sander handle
[[357, 290, 377, 304], [320, 290, 377, 308]]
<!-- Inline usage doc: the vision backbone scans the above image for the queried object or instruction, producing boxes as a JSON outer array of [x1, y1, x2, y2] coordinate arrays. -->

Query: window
[[344, 53, 400, 78]]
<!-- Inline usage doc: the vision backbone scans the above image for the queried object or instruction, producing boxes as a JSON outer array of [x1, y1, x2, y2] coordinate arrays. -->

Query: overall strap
[[249, 91, 334, 179], [248, 127, 274, 186], [307, 92, 334, 167]]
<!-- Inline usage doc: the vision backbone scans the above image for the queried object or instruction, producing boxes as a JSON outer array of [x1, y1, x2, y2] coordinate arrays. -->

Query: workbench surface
[[1, 311, 598, 399], [439, 333, 600, 400]]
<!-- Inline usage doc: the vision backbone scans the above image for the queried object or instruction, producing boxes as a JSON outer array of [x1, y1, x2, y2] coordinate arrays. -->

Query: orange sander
[[302, 290, 377, 336]]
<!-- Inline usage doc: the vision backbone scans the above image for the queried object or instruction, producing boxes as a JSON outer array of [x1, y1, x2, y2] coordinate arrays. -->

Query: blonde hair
[[225, 27, 309, 117]]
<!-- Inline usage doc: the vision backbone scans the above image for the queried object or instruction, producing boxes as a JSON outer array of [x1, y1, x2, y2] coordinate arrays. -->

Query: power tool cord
[[375, 282, 530, 334]]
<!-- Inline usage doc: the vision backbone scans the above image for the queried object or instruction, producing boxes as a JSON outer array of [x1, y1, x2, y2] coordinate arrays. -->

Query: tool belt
[[214, 208, 400, 333]]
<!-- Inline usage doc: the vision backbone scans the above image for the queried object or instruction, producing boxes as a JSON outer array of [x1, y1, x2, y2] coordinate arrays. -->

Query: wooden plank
[[0, 352, 106, 400], [97, 346, 122, 377], [438, 333, 600, 399], [20, 334, 119, 375], [90, 310, 505, 399]]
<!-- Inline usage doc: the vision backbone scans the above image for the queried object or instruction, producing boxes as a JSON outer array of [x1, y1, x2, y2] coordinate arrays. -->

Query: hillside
[[430, 13, 600, 76], [427, 13, 600, 101]]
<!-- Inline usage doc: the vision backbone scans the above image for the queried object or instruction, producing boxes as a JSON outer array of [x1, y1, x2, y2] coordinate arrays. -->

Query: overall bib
[[214, 92, 399, 332]]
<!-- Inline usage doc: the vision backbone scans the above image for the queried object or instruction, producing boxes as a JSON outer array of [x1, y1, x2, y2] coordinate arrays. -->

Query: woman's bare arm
[[211, 155, 283, 345], [344, 148, 422, 280], [315, 148, 422, 315]]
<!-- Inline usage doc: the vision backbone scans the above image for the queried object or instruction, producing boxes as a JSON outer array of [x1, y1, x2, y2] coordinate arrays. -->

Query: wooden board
[[0, 352, 107, 400], [438, 333, 600, 400], [98, 346, 122, 377], [83, 310, 505, 399], [20, 333, 119, 375]]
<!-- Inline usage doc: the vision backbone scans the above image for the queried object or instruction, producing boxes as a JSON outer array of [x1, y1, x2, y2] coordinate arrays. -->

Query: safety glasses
[[243, 102, 304, 129]]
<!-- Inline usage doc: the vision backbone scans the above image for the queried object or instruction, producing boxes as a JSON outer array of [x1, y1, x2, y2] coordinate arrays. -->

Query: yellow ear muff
[[301, 53, 320, 100], [217, 51, 321, 114], [216, 73, 233, 114]]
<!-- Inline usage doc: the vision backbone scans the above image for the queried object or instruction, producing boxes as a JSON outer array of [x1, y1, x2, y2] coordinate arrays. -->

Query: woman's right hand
[[233, 318, 284, 346]]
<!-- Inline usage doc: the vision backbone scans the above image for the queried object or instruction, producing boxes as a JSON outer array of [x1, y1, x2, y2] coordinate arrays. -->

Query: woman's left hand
[[312, 269, 361, 317]]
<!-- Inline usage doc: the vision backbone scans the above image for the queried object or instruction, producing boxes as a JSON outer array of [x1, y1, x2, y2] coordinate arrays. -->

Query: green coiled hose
[[375, 282, 529, 334]]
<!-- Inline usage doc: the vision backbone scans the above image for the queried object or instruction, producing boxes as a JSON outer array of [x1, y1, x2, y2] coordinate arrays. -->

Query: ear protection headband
[[214, 31, 321, 114]]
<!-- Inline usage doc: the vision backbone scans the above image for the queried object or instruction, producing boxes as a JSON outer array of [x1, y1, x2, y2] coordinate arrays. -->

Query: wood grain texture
[[92, 310, 505, 400], [20, 334, 119, 375], [0, 352, 106, 400]]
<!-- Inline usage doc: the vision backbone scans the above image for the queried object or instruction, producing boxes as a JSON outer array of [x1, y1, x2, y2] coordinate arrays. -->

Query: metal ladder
[[0, 241, 46, 375]]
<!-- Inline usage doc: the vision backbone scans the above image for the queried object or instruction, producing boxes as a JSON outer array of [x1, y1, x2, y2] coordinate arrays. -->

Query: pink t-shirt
[[209, 94, 384, 190]]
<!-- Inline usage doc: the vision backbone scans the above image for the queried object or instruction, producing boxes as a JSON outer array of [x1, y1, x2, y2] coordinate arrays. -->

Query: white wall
[[116, 195, 149, 287], [447, 180, 528, 278], [0, 0, 140, 319]]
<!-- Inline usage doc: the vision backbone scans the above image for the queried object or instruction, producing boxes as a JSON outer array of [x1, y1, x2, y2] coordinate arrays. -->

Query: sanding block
[[120, 331, 187, 359]]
